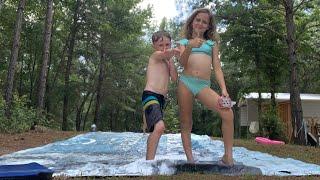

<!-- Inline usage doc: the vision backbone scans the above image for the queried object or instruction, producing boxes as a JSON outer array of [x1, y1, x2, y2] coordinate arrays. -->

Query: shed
[[238, 93, 320, 141]]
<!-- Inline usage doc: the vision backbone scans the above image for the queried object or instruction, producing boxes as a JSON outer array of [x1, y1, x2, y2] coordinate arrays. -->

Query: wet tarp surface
[[0, 132, 319, 177]]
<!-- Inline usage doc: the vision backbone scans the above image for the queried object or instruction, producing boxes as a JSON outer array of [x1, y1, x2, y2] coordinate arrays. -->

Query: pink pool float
[[255, 137, 285, 145]]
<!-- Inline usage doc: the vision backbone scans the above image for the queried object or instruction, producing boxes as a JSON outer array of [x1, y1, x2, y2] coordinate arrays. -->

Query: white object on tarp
[[91, 124, 96, 132]]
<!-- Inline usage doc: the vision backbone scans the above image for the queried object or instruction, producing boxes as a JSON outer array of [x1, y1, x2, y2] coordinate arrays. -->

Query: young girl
[[177, 8, 234, 166]]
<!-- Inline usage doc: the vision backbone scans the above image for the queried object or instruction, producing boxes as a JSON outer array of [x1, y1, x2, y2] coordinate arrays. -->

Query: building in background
[[238, 93, 320, 145]]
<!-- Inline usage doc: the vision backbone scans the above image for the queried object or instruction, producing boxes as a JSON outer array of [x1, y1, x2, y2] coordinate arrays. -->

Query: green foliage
[[1, 0, 319, 135], [0, 95, 47, 133], [192, 102, 222, 136], [164, 100, 180, 133], [295, 1, 320, 93], [159, 17, 168, 31], [261, 107, 286, 141], [217, 0, 289, 97]]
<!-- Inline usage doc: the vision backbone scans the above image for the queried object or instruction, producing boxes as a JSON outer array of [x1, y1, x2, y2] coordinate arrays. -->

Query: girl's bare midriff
[[182, 53, 212, 80]]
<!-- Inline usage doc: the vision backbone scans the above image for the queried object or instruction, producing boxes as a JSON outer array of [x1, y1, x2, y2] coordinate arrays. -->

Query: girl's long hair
[[181, 8, 219, 42]]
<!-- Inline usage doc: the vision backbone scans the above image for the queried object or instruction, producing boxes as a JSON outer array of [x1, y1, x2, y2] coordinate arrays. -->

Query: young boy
[[142, 31, 179, 160]]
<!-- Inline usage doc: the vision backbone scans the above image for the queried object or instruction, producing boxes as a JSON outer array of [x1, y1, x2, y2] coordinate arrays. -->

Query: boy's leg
[[178, 81, 194, 162], [146, 120, 165, 160], [196, 87, 234, 165]]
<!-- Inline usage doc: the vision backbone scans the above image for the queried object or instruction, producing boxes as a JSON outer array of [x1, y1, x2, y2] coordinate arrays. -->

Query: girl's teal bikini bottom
[[179, 74, 210, 96]]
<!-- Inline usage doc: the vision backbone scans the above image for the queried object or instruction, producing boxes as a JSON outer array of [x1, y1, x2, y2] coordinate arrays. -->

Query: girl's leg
[[178, 81, 194, 162], [196, 88, 234, 165], [146, 120, 165, 160]]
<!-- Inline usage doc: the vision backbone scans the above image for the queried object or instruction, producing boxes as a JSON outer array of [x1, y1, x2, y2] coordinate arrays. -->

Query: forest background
[[0, 0, 319, 145]]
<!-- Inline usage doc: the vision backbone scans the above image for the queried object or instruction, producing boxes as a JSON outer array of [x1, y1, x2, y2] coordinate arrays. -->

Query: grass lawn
[[55, 138, 320, 180], [232, 138, 320, 165]]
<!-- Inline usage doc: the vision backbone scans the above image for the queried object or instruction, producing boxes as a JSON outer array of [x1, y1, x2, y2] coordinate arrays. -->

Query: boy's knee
[[154, 121, 165, 134]]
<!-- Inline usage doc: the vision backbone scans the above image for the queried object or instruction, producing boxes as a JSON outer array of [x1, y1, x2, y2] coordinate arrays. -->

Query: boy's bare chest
[[150, 59, 168, 67], [148, 60, 169, 74]]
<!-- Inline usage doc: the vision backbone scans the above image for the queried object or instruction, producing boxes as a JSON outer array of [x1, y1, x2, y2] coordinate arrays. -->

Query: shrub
[[261, 107, 286, 141], [0, 95, 47, 133], [164, 102, 180, 133]]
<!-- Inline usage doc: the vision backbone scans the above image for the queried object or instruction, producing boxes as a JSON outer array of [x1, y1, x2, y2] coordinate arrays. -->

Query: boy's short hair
[[152, 31, 171, 44]]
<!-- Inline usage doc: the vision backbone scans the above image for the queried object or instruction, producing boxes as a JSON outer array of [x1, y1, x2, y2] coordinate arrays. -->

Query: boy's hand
[[166, 55, 178, 82], [165, 57, 173, 68], [172, 48, 180, 57], [162, 49, 180, 59]]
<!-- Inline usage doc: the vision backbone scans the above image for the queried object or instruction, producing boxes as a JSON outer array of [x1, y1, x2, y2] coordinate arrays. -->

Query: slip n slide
[[0, 132, 319, 178]]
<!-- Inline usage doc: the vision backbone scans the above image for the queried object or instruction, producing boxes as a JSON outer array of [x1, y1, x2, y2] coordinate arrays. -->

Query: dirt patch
[[0, 130, 82, 156]]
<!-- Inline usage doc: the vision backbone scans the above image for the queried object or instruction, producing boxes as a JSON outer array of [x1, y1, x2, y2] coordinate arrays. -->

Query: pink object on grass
[[255, 137, 285, 145]]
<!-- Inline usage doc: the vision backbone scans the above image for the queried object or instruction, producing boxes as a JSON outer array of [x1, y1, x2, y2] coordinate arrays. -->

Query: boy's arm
[[167, 58, 178, 82], [152, 49, 179, 61], [151, 51, 164, 60]]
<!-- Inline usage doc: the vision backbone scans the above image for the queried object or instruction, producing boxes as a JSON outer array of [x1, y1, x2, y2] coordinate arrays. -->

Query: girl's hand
[[221, 89, 229, 98], [189, 38, 204, 48], [218, 96, 232, 109]]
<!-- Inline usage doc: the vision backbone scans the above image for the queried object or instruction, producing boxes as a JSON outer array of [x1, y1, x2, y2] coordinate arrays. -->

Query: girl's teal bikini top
[[178, 38, 215, 57]]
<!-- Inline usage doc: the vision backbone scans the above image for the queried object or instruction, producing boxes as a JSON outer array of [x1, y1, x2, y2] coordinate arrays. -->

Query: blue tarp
[[0, 132, 319, 177], [0, 162, 53, 179]]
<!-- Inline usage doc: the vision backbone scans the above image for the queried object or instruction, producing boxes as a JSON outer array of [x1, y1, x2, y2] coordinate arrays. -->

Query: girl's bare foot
[[219, 155, 234, 167]]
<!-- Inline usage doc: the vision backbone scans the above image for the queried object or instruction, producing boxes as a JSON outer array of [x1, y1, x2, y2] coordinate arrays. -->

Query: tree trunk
[[4, 0, 26, 118], [18, 53, 23, 97], [44, 36, 53, 113], [114, 108, 120, 131], [82, 92, 94, 131], [62, 0, 81, 131], [283, 0, 305, 145], [93, 45, 106, 127], [0, 0, 5, 11], [270, 76, 276, 109], [254, 52, 263, 134], [37, 0, 53, 110], [109, 110, 114, 131], [45, 10, 56, 113], [75, 92, 91, 131], [28, 48, 37, 105]]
